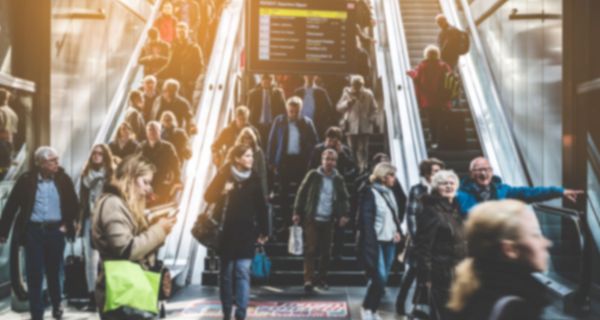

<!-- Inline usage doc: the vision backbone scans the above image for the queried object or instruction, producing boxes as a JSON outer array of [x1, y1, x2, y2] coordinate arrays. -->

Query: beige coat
[[91, 188, 167, 313], [336, 87, 378, 135]]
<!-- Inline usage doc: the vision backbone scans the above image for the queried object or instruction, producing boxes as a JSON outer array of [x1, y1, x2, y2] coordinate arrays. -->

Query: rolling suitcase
[[64, 240, 88, 305]]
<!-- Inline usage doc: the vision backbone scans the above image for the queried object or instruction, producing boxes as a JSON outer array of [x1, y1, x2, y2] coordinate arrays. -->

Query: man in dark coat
[[307, 126, 357, 178], [158, 22, 204, 101], [152, 79, 194, 134], [141, 121, 181, 204], [0, 146, 79, 320], [141, 75, 161, 123], [267, 97, 319, 232], [138, 27, 170, 77], [124, 89, 147, 141], [246, 74, 286, 143], [211, 106, 261, 166], [294, 75, 336, 139], [436, 14, 463, 70]]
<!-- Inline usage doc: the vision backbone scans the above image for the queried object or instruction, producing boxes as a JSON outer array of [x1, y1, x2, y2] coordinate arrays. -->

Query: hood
[[317, 167, 339, 178]]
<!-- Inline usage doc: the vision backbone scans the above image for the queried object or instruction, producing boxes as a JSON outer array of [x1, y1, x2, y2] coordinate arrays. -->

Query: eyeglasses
[[471, 167, 492, 173]]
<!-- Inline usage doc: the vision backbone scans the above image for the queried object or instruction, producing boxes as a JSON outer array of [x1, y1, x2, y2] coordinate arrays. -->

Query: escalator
[[399, 0, 482, 178]]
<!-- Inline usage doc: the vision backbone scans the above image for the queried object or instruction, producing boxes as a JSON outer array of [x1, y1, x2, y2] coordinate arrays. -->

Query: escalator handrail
[[159, 0, 245, 279], [371, 0, 428, 191], [438, 0, 528, 187], [91, 0, 162, 147], [533, 203, 585, 251]]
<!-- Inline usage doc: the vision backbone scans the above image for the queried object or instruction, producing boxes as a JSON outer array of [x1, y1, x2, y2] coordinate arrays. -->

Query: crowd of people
[[0, 2, 589, 320]]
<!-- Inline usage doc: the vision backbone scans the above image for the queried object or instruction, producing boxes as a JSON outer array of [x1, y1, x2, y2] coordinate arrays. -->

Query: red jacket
[[154, 14, 178, 43], [408, 59, 452, 109]]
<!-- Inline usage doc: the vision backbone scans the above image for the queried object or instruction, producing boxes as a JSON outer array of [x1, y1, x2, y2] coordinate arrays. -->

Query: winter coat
[[204, 166, 269, 259], [307, 143, 357, 178], [153, 14, 178, 43], [438, 25, 463, 67], [408, 59, 452, 109], [246, 86, 286, 126], [141, 140, 180, 196], [450, 260, 550, 320], [124, 107, 146, 141], [267, 115, 319, 169], [294, 86, 335, 138], [158, 38, 204, 87], [293, 168, 350, 221], [457, 176, 564, 216], [162, 127, 192, 163], [79, 168, 108, 221], [252, 147, 269, 198], [152, 95, 193, 132], [0, 167, 79, 241], [108, 139, 140, 161], [414, 193, 466, 284], [356, 185, 403, 276], [92, 184, 167, 312], [138, 39, 170, 76], [336, 87, 378, 135]]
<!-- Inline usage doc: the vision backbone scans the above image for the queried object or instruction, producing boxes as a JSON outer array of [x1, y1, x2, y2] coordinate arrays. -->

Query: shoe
[[360, 308, 373, 320], [317, 280, 329, 290], [52, 307, 63, 319], [85, 291, 97, 312], [304, 281, 314, 293], [431, 143, 439, 149]]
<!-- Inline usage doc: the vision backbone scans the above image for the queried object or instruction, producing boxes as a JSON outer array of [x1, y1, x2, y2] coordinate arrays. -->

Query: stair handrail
[[438, 0, 528, 186], [371, 0, 427, 192]]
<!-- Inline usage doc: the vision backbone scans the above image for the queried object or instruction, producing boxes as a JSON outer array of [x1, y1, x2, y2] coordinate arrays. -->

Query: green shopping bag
[[104, 260, 161, 315]]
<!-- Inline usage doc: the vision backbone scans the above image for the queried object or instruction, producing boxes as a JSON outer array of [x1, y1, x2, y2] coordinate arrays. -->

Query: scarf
[[231, 165, 251, 182], [83, 167, 106, 214]]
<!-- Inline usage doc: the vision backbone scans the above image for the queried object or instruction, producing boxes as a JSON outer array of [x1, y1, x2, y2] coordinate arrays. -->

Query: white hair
[[423, 45, 441, 60], [146, 120, 162, 131], [34, 146, 58, 167], [286, 96, 303, 110], [431, 169, 460, 190], [351, 75, 365, 86]]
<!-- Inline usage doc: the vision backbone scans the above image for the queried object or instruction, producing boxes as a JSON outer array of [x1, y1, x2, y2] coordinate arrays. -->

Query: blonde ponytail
[[448, 258, 480, 311]]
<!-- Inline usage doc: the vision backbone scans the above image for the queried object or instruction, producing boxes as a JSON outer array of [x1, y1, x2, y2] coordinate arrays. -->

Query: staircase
[[400, 0, 483, 178]]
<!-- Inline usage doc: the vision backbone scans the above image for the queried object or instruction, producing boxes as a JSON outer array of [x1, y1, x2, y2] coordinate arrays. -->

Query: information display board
[[246, 0, 357, 75]]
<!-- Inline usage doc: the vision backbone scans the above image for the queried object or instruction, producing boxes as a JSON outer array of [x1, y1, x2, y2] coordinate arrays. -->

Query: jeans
[[25, 223, 66, 320], [83, 219, 99, 292], [363, 241, 396, 312], [220, 258, 251, 320], [347, 134, 370, 172]]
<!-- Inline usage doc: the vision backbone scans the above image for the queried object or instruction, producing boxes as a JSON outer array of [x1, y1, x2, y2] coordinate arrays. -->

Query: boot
[[85, 291, 97, 312]]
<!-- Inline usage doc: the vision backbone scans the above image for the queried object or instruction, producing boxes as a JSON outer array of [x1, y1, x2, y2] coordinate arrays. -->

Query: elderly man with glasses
[[0, 146, 79, 320], [456, 157, 583, 216]]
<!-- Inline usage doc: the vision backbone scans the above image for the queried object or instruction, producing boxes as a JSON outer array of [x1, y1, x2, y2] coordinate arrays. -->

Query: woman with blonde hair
[[78, 143, 115, 311], [234, 127, 268, 199], [92, 155, 177, 319], [357, 162, 403, 320], [448, 200, 551, 319], [413, 169, 466, 319]]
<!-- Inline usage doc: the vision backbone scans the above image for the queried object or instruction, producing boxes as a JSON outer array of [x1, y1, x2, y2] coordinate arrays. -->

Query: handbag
[[191, 193, 230, 250], [63, 239, 88, 300], [287, 225, 303, 256], [251, 245, 271, 280]]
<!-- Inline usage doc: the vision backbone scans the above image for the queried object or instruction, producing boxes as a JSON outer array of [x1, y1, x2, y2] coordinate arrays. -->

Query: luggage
[[457, 30, 470, 55], [441, 110, 466, 149], [63, 240, 88, 301]]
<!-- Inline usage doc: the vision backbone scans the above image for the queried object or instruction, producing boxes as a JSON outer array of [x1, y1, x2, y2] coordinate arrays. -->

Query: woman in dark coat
[[356, 162, 403, 320], [204, 143, 269, 320], [448, 200, 552, 320], [108, 122, 140, 161], [414, 169, 466, 320]]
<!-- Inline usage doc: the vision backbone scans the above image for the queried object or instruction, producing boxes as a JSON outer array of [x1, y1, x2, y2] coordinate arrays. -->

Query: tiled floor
[[0, 285, 597, 319]]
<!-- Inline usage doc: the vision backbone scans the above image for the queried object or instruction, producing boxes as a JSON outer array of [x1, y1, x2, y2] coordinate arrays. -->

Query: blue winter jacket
[[267, 114, 319, 169], [456, 176, 564, 216]]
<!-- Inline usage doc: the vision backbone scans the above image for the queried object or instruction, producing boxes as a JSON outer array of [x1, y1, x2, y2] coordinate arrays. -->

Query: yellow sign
[[259, 7, 347, 20]]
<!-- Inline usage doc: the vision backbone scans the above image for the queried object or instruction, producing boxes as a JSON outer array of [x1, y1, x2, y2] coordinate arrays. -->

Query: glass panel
[[535, 207, 583, 284], [0, 0, 12, 73], [0, 182, 14, 288]]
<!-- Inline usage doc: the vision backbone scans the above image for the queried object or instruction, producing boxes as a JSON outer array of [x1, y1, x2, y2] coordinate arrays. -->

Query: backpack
[[443, 71, 461, 101], [457, 30, 470, 55]]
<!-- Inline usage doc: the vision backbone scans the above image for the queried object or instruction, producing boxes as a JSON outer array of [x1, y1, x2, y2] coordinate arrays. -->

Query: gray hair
[[146, 120, 162, 131], [369, 162, 396, 183], [286, 96, 303, 110], [430, 169, 460, 190], [143, 75, 157, 84], [162, 78, 180, 92], [351, 75, 365, 86], [34, 146, 58, 167], [321, 148, 338, 160], [423, 45, 440, 60]]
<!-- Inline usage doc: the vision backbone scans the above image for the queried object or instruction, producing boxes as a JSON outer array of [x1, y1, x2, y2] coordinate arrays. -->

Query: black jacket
[[158, 38, 204, 85], [356, 185, 403, 277], [109, 139, 140, 161], [162, 127, 191, 163], [210, 122, 261, 153], [414, 193, 466, 283], [0, 167, 79, 240], [246, 86, 286, 126], [141, 140, 180, 195], [294, 86, 335, 138], [155, 95, 193, 133], [204, 165, 269, 259], [451, 260, 550, 320], [307, 143, 357, 177]]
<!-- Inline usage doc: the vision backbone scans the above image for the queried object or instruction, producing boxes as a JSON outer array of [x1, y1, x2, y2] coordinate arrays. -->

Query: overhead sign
[[247, 0, 357, 75]]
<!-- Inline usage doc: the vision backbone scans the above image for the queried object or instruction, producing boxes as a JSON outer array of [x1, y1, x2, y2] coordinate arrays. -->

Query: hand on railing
[[564, 189, 585, 203]]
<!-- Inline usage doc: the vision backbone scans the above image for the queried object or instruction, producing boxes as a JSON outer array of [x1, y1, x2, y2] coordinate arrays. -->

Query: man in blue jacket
[[457, 157, 583, 215]]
